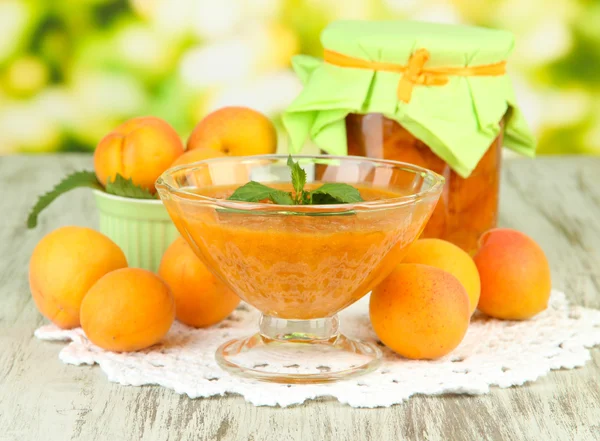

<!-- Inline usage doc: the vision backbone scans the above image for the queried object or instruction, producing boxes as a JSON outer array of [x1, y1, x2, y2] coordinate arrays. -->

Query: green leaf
[[310, 183, 364, 204], [269, 191, 295, 205], [228, 181, 280, 202], [27, 171, 103, 229], [228, 181, 294, 204], [311, 192, 342, 205], [105, 174, 155, 199], [226, 156, 364, 207], [287, 155, 306, 196]]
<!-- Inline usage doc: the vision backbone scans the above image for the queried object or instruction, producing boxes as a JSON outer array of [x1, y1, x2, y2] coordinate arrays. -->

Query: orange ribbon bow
[[323, 48, 507, 103]]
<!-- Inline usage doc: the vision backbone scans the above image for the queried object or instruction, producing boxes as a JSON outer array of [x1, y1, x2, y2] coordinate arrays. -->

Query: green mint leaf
[[228, 181, 293, 204], [228, 181, 280, 202], [269, 191, 295, 205], [311, 193, 343, 205], [287, 155, 306, 196], [310, 183, 364, 204], [105, 174, 155, 199], [27, 170, 103, 229]]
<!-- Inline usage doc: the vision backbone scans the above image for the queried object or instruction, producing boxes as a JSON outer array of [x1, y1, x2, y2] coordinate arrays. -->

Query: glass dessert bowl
[[156, 155, 444, 383]]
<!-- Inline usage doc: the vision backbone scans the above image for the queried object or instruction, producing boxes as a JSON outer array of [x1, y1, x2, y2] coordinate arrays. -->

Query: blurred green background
[[0, 0, 598, 156]]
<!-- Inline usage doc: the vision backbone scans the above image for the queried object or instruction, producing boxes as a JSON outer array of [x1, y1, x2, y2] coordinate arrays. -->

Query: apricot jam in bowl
[[156, 155, 443, 383]]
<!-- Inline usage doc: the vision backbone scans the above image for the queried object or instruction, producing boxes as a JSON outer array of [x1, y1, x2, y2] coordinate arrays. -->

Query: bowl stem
[[215, 312, 382, 384], [259, 314, 340, 342]]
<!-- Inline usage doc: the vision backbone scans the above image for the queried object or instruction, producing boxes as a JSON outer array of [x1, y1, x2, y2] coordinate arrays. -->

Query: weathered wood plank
[[0, 154, 599, 441]]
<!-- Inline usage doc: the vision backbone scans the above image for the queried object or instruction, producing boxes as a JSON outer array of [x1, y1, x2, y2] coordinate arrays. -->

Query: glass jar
[[283, 21, 536, 254], [346, 113, 503, 254]]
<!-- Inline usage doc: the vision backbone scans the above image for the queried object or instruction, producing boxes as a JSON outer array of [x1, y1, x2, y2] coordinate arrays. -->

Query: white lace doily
[[35, 290, 600, 408]]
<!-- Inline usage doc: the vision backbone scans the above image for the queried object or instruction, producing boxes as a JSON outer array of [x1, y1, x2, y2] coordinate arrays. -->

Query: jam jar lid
[[282, 20, 536, 178]]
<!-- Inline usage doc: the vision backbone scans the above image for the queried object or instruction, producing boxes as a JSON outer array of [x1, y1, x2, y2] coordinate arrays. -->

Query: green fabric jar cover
[[282, 20, 536, 178]]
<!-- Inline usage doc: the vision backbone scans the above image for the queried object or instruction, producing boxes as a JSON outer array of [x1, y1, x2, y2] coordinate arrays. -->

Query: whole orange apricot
[[474, 228, 551, 320], [370, 264, 470, 360], [402, 238, 481, 315], [187, 107, 277, 156], [94, 116, 184, 192], [80, 268, 175, 352], [29, 226, 128, 329], [159, 237, 240, 328]]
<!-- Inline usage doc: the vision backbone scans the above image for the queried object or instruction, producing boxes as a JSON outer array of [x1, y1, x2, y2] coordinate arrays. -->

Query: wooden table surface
[[1, 154, 599, 441]]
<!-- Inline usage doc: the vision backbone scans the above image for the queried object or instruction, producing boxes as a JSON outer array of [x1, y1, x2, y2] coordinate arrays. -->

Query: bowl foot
[[215, 331, 381, 384]]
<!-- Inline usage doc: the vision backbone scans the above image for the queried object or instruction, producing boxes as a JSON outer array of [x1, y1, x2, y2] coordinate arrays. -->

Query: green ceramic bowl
[[93, 190, 179, 272]]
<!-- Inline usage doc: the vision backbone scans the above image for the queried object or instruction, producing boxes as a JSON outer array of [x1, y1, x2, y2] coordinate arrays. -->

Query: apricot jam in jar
[[283, 20, 537, 253], [345, 114, 503, 252]]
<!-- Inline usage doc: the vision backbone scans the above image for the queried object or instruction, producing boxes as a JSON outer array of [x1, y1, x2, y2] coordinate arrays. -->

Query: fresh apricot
[[402, 238, 481, 315], [187, 106, 277, 156], [168, 147, 228, 188], [29, 226, 128, 329], [80, 268, 175, 352], [94, 116, 184, 192], [370, 264, 470, 360], [170, 147, 226, 168], [474, 228, 551, 320], [159, 237, 240, 328]]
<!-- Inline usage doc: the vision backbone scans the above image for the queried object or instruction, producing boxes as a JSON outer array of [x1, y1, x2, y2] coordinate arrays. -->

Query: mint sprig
[[105, 174, 155, 199], [27, 171, 103, 228], [310, 182, 363, 204], [227, 156, 364, 206], [287, 155, 306, 204], [27, 171, 156, 229], [228, 181, 294, 204]]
